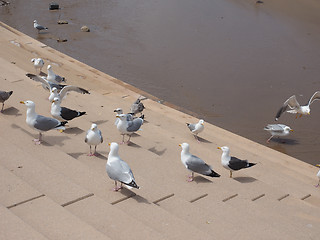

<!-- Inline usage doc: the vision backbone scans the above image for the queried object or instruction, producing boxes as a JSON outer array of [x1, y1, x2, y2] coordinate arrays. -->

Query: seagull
[[275, 91, 320, 120], [0, 90, 13, 113], [20, 100, 67, 144], [217, 146, 256, 178], [106, 142, 140, 191], [130, 97, 145, 116], [114, 108, 133, 125], [85, 123, 103, 156], [47, 65, 66, 83], [116, 113, 143, 144], [51, 97, 86, 121], [264, 124, 293, 143], [26, 73, 66, 91], [186, 119, 204, 142], [315, 164, 320, 187], [31, 58, 44, 73], [33, 20, 48, 33], [49, 86, 90, 103], [179, 143, 220, 182]]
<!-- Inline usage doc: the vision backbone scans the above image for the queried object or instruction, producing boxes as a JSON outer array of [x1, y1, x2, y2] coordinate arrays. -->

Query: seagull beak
[[179, 144, 181, 146], [316, 164, 320, 168], [116, 116, 120, 118], [290, 129, 294, 132], [108, 143, 111, 146], [308, 112, 310, 115], [20, 101, 25, 104], [217, 147, 221, 150]]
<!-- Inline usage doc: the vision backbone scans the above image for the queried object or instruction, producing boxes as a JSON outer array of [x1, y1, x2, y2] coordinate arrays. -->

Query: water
[[1, 0, 320, 165]]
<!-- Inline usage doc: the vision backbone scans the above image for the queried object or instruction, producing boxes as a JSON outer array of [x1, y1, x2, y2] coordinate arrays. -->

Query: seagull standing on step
[[106, 142, 140, 191], [116, 113, 143, 144], [47, 65, 66, 83], [264, 124, 293, 143], [186, 119, 204, 142], [217, 146, 256, 178], [0, 90, 13, 113], [20, 100, 67, 144], [179, 143, 220, 182], [85, 123, 103, 156], [315, 164, 320, 187], [31, 58, 44, 73], [275, 91, 320, 120], [33, 20, 48, 33], [51, 97, 86, 122]]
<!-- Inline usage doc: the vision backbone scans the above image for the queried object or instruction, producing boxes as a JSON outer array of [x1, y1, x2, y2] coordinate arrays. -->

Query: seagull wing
[[264, 124, 284, 132], [26, 73, 50, 90], [186, 155, 212, 175], [59, 85, 90, 99], [308, 91, 320, 106], [275, 95, 299, 120]]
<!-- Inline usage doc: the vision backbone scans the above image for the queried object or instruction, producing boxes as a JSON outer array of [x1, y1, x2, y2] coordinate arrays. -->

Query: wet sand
[[1, 0, 320, 165]]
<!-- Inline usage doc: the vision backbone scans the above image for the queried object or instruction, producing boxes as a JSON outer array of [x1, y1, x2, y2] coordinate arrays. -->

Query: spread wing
[[59, 85, 90, 99], [308, 91, 320, 106], [275, 95, 299, 120], [26, 73, 66, 91]]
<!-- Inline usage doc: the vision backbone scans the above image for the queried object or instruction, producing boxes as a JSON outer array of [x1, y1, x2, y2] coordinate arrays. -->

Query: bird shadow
[[197, 136, 212, 143], [193, 176, 213, 184], [148, 146, 167, 156], [2, 107, 22, 116], [270, 138, 299, 145], [64, 127, 85, 135], [233, 176, 257, 183], [132, 194, 151, 204], [90, 119, 108, 125], [127, 141, 141, 148], [44, 135, 70, 147]]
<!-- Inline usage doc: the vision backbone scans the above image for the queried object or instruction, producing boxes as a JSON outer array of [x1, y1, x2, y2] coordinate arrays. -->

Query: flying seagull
[[130, 97, 145, 116], [106, 142, 140, 191], [186, 119, 204, 142], [49, 86, 90, 103], [85, 123, 103, 156], [26, 73, 66, 91], [51, 97, 86, 121], [31, 58, 44, 73], [0, 90, 13, 113], [217, 146, 256, 178], [315, 164, 320, 187], [179, 143, 220, 182], [20, 100, 67, 144], [116, 113, 143, 144], [275, 91, 320, 120], [33, 20, 48, 33], [46, 65, 66, 83], [264, 124, 293, 143]]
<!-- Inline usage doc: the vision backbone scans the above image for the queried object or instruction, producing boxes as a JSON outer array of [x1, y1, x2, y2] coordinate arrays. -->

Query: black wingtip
[[209, 171, 221, 178], [125, 180, 140, 189], [60, 121, 68, 126], [79, 112, 86, 116], [248, 163, 256, 168], [9, 91, 13, 96]]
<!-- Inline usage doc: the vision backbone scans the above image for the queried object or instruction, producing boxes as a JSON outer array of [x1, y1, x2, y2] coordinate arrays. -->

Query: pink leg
[[266, 135, 273, 143], [119, 135, 126, 145], [315, 180, 320, 188], [87, 146, 95, 156], [187, 172, 194, 182], [113, 181, 123, 191]]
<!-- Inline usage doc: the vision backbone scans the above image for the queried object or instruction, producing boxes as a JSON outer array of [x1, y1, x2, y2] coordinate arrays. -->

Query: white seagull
[[116, 113, 143, 144], [33, 20, 48, 33], [179, 143, 220, 182], [315, 164, 320, 187], [106, 142, 140, 191], [20, 100, 67, 144], [31, 58, 44, 73], [0, 90, 13, 113], [275, 91, 320, 120], [186, 119, 204, 142], [217, 146, 256, 178], [264, 124, 293, 143], [85, 123, 103, 156], [47, 65, 66, 83], [51, 97, 86, 122]]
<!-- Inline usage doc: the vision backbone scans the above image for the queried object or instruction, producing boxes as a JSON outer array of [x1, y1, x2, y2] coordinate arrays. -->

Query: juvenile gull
[[186, 119, 204, 142], [130, 97, 145, 116], [315, 164, 320, 187], [116, 113, 143, 144], [275, 91, 320, 120], [51, 97, 86, 121], [264, 124, 293, 143], [0, 90, 13, 112], [49, 86, 90, 103], [218, 146, 256, 178], [106, 142, 140, 191], [47, 65, 66, 83], [85, 123, 103, 156], [179, 143, 220, 182], [20, 100, 67, 144], [33, 20, 48, 33], [31, 58, 44, 73], [26, 73, 66, 91]]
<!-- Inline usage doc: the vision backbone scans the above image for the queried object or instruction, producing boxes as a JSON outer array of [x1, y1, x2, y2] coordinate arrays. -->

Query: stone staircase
[[1, 21, 320, 240]]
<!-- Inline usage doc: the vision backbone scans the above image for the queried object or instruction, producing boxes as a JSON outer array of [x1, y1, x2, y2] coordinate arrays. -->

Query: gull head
[[31, 58, 36, 63], [114, 108, 123, 114], [51, 87, 58, 94], [217, 146, 230, 153], [116, 114, 127, 121], [47, 65, 52, 70], [52, 97, 60, 104], [179, 143, 190, 152], [91, 123, 97, 131], [33, 20, 37, 23], [108, 142, 119, 153], [20, 100, 35, 107], [199, 119, 204, 125]]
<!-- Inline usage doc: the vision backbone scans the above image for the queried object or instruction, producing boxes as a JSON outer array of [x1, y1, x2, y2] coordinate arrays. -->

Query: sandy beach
[[1, 0, 320, 165]]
